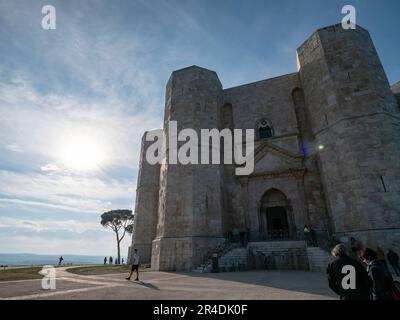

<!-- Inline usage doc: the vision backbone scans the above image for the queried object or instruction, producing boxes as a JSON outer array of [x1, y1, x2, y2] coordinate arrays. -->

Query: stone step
[[192, 268, 204, 273], [217, 247, 249, 271], [306, 246, 334, 272]]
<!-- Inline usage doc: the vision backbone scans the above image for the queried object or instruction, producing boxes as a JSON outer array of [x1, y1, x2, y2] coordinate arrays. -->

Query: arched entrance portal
[[260, 189, 294, 240]]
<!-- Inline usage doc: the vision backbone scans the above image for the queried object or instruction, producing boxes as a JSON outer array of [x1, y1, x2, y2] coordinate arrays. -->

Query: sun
[[60, 134, 106, 171]]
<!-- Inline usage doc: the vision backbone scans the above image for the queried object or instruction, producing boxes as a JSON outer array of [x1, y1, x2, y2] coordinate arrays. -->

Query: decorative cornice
[[238, 167, 307, 182], [253, 141, 302, 165]]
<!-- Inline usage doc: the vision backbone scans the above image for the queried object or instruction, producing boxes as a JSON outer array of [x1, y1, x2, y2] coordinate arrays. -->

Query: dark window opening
[[259, 126, 273, 139]]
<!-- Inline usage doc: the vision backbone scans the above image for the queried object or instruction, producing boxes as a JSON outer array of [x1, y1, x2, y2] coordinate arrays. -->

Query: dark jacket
[[387, 251, 399, 265], [367, 260, 393, 300], [327, 255, 372, 300]]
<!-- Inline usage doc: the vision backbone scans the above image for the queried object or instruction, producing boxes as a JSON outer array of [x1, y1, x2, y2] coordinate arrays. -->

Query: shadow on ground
[[173, 270, 336, 298]]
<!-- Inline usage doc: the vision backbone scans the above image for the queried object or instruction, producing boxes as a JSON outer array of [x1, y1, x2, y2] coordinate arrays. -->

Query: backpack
[[389, 280, 400, 300]]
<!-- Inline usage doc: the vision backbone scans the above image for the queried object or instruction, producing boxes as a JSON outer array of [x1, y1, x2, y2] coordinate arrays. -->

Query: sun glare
[[60, 135, 106, 171]]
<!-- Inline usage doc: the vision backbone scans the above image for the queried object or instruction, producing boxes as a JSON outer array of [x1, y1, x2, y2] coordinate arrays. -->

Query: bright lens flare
[[60, 135, 105, 171]]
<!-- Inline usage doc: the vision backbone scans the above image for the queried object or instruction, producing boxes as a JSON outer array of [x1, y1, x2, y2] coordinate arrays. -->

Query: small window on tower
[[257, 119, 274, 139]]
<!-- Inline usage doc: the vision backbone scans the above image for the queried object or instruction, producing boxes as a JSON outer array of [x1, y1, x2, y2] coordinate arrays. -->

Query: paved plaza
[[0, 267, 337, 300]]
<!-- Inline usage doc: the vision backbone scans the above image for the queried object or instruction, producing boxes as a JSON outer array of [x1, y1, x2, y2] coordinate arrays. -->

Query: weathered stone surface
[[392, 81, 400, 106], [129, 132, 160, 264], [297, 24, 400, 251], [131, 24, 400, 271]]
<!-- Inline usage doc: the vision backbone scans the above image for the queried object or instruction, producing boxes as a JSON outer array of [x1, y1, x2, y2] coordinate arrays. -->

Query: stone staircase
[[306, 246, 334, 272], [192, 263, 211, 273], [218, 247, 249, 272], [248, 241, 309, 270], [192, 246, 248, 273], [192, 240, 334, 273]]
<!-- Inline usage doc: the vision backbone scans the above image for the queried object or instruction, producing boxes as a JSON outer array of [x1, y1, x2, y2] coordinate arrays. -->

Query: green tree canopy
[[100, 209, 134, 264]]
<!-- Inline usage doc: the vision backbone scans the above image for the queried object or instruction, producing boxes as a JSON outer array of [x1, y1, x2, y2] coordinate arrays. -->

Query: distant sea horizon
[[0, 253, 127, 266]]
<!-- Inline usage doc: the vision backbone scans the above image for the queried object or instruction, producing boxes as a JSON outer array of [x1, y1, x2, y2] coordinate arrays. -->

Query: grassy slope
[[66, 265, 133, 275], [0, 267, 43, 281]]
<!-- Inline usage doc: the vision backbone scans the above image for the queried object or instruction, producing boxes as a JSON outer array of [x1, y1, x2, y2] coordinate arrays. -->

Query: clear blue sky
[[0, 0, 399, 256]]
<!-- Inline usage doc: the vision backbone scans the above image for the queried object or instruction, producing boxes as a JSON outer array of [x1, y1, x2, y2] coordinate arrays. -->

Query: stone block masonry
[[131, 24, 400, 270]]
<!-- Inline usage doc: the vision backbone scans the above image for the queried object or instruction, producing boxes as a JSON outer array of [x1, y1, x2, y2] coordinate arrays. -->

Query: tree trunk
[[116, 233, 121, 264]]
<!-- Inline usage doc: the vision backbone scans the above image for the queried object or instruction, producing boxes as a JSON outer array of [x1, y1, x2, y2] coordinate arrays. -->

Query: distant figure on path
[[115, 258, 117, 265], [387, 249, 400, 276], [109, 256, 113, 265], [126, 249, 140, 281], [122, 258, 124, 264], [104, 257, 107, 265], [361, 248, 393, 300], [58, 256, 63, 266], [327, 244, 372, 300]]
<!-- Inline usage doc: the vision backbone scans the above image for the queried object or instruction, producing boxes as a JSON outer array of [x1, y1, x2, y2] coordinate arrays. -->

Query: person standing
[[310, 228, 317, 247], [327, 244, 372, 300], [376, 247, 388, 270], [387, 249, 400, 277], [330, 235, 340, 248], [303, 225, 311, 246], [126, 249, 140, 281], [109, 256, 113, 265], [361, 248, 393, 300], [58, 256, 63, 266], [350, 237, 363, 260], [104, 257, 107, 265]]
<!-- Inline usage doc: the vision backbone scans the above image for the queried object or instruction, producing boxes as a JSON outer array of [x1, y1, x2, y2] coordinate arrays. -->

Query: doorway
[[266, 206, 289, 239]]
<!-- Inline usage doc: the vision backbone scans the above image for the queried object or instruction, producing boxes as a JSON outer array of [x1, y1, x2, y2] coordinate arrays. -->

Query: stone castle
[[130, 24, 400, 271]]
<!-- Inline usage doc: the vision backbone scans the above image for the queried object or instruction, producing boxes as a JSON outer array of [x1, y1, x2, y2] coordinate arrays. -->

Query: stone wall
[[130, 132, 160, 264], [132, 24, 400, 270], [223, 73, 300, 136], [392, 81, 400, 107], [297, 24, 400, 253], [241, 173, 308, 241], [151, 66, 226, 271], [224, 71, 329, 241]]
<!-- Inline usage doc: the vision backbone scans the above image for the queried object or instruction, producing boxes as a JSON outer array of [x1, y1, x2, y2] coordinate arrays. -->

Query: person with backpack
[[361, 248, 393, 300], [327, 244, 372, 300]]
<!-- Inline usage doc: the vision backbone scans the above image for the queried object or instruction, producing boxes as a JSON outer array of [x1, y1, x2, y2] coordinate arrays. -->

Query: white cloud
[[0, 217, 99, 233], [41, 163, 61, 172], [0, 198, 99, 214], [0, 71, 160, 216], [0, 217, 132, 256], [0, 170, 135, 213], [5, 143, 23, 153], [0, 234, 132, 256], [0, 77, 161, 168]]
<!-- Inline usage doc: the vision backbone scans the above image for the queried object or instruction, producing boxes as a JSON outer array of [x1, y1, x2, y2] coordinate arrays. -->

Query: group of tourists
[[104, 256, 125, 265], [327, 243, 400, 300]]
